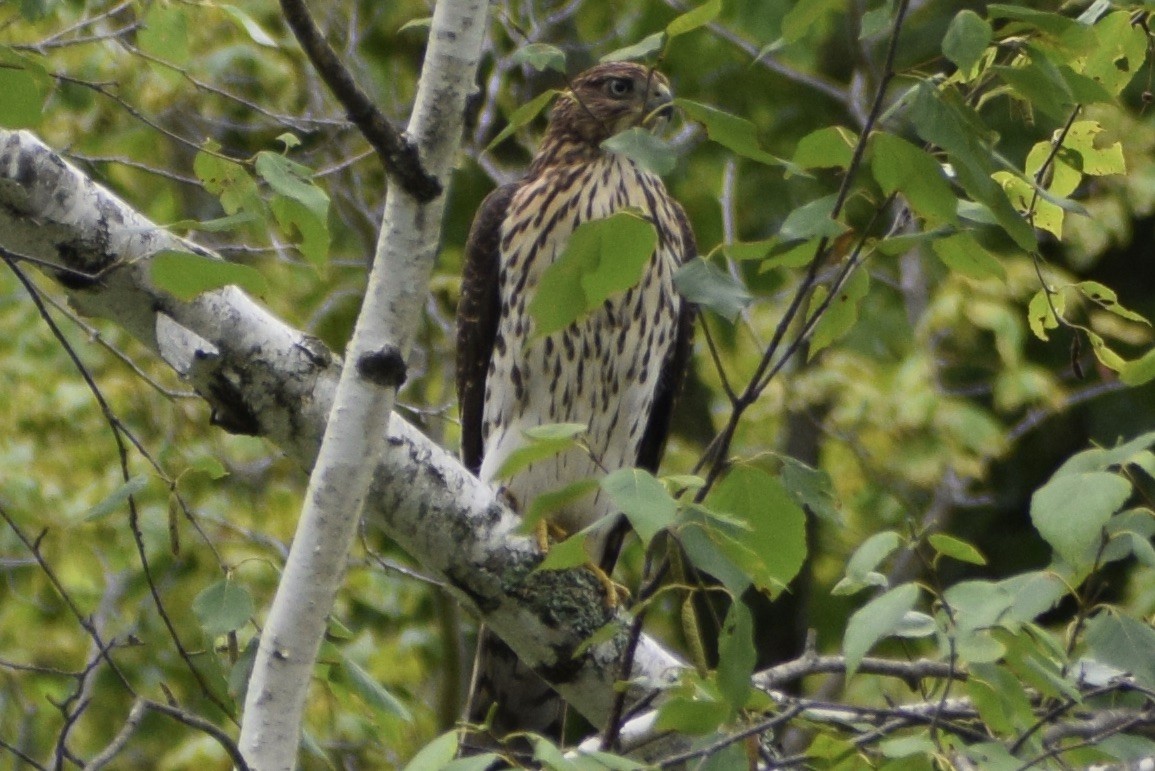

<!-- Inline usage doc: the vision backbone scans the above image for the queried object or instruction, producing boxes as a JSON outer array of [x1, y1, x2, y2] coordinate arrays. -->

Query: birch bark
[[233, 1, 490, 766]]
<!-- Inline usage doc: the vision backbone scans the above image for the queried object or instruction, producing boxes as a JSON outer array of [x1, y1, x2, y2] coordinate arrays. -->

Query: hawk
[[456, 61, 696, 743]]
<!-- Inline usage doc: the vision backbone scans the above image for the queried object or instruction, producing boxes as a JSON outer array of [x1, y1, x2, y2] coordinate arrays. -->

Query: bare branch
[[278, 0, 441, 201]]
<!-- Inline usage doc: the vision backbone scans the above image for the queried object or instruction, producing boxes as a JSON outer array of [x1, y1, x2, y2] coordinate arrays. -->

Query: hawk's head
[[548, 62, 674, 147]]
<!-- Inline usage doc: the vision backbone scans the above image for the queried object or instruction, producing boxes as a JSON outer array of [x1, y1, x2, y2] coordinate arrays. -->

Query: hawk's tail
[[461, 626, 565, 755]]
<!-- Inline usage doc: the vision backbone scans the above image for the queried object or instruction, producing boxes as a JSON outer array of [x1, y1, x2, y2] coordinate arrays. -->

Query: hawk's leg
[[534, 519, 628, 608]]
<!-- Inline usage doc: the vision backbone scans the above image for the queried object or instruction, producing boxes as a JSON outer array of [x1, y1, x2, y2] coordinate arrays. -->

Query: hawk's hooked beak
[[644, 83, 675, 128]]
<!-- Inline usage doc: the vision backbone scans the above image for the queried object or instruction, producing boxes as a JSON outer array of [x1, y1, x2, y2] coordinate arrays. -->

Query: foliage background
[[4, 0, 1155, 768]]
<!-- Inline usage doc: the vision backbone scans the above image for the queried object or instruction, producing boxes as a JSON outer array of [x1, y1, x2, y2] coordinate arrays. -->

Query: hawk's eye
[[606, 78, 633, 97]]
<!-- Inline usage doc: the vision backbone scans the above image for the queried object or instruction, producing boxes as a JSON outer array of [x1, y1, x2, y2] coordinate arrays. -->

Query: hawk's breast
[[478, 153, 686, 539]]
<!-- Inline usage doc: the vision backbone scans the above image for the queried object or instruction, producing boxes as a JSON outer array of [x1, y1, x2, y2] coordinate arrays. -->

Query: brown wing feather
[[457, 183, 518, 474], [636, 199, 697, 472]]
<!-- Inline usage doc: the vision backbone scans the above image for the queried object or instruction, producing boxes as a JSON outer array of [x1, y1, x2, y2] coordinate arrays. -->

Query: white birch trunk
[[235, 1, 491, 767], [0, 117, 688, 762]]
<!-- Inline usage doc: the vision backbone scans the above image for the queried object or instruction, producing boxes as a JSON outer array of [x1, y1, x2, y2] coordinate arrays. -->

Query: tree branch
[[279, 0, 442, 201], [239, 0, 489, 764]]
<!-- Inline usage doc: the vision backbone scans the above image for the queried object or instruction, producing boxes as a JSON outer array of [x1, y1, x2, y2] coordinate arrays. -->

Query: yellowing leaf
[[1027, 288, 1063, 341]]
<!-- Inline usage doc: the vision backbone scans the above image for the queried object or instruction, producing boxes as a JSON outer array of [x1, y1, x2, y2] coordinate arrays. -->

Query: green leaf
[[666, 0, 722, 37], [188, 456, 229, 480], [1121, 348, 1155, 386], [511, 43, 567, 75], [532, 736, 578, 770], [705, 466, 807, 596], [933, 232, 1006, 281], [844, 583, 920, 678], [339, 655, 413, 720], [672, 258, 752, 322], [536, 530, 591, 571], [1073, 281, 1148, 325], [859, 3, 893, 40], [986, 5, 1076, 35], [678, 521, 751, 594], [228, 637, 259, 703], [994, 59, 1078, 122], [1053, 432, 1155, 477], [910, 83, 1036, 251], [255, 151, 328, 221], [793, 126, 856, 170], [807, 267, 869, 356], [895, 611, 937, 639], [1086, 611, 1155, 690], [402, 731, 459, 771], [871, 133, 958, 226], [722, 238, 779, 262], [760, 240, 821, 271], [194, 143, 262, 216], [967, 662, 1035, 734], [833, 530, 900, 596], [494, 423, 586, 481], [700, 743, 750, 771], [150, 250, 268, 301], [779, 455, 841, 525], [942, 10, 991, 76], [1031, 471, 1131, 569], [654, 696, 727, 734], [192, 578, 254, 637], [83, 475, 150, 522], [881, 735, 936, 759], [529, 212, 657, 338], [676, 98, 783, 166], [486, 89, 559, 151], [929, 533, 986, 566], [270, 194, 330, 269], [716, 601, 756, 712], [779, 194, 846, 241], [601, 468, 677, 547], [602, 128, 676, 175], [945, 580, 1019, 652], [525, 480, 599, 532], [221, 5, 278, 47], [601, 32, 666, 63]]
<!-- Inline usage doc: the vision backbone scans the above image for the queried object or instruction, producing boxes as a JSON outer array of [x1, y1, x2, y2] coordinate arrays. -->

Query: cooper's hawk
[[456, 61, 696, 745]]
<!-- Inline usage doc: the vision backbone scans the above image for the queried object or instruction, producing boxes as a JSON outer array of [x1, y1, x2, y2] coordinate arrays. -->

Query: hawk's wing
[[457, 183, 519, 475], [636, 199, 697, 472]]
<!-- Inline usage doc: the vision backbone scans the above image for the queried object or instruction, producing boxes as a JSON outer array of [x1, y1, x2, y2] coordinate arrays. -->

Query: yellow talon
[[534, 520, 630, 607]]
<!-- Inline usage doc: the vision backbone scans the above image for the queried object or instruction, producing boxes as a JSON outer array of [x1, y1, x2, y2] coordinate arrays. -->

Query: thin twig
[[692, 0, 913, 497], [3, 257, 236, 721], [278, 0, 441, 200]]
